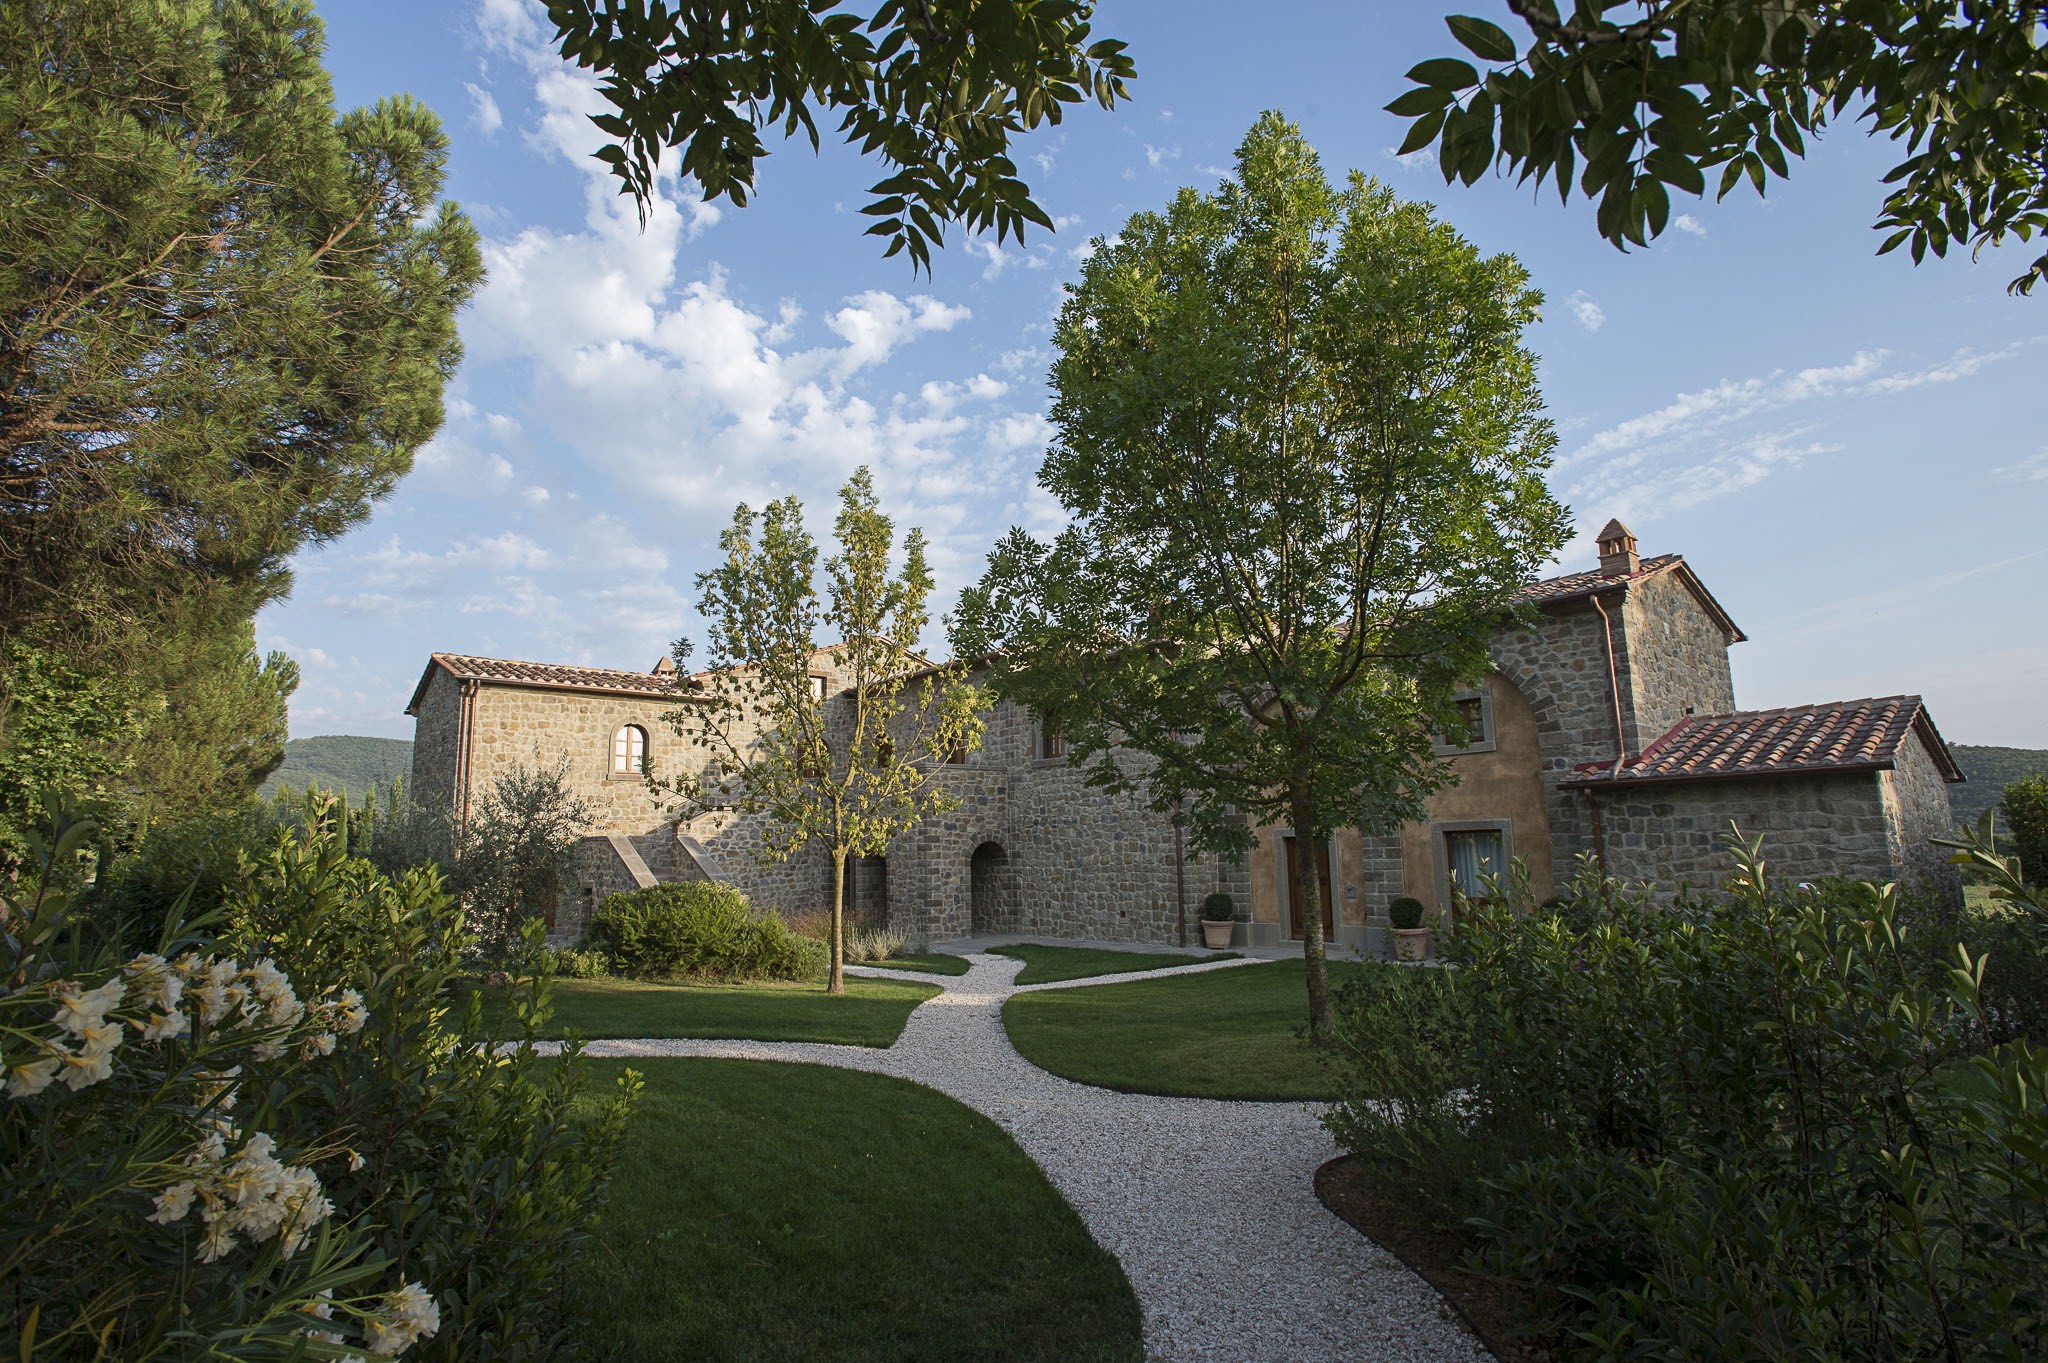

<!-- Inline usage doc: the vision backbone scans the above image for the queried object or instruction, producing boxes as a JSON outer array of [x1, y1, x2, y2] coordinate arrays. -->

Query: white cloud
[[1143, 143, 1181, 170], [1993, 448, 2048, 483], [1552, 341, 2034, 565], [1671, 213, 1707, 237], [1566, 291, 1606, 332], [1382, 146, 1432, 171], [462, 81, 503, 136]]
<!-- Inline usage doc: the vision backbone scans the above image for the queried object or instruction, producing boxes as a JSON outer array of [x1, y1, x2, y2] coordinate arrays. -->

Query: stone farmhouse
[[405, 520, 1964, 953]]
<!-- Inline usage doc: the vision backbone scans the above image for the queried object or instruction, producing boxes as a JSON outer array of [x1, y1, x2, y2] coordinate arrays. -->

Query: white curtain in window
[[1446, 829, 1504, 898]]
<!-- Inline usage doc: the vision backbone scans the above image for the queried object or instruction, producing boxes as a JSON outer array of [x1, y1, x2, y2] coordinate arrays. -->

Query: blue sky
[[267, 0, 2048, 747]]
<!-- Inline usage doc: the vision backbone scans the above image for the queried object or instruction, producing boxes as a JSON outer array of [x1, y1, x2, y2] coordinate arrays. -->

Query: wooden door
[[1284, 837, 1334, 939]]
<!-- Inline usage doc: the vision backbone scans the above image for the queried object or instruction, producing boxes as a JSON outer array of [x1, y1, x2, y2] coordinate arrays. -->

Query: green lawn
[[1002, 959, 1354, 1099], [574, 1058, 1143, 1362], [481, 975, 941, 1046], [872, 951, 973, 976], [992, 942, 1238, 985]]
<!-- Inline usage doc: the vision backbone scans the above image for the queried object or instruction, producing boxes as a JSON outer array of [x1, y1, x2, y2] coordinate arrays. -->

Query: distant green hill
[[261, 735, 413, 803], [1950, 744, 2048, 830]]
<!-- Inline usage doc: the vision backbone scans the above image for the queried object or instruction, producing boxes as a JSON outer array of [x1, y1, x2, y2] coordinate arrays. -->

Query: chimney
[[651, 655, 676, 676], [1596, 518, 1639, 577]]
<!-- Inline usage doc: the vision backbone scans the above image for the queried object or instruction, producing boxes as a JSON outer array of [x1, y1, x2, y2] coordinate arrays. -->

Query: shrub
[[2, 798, 642, 1362], [591, 882, 821, 981], [550, 944, 615, 979], [1201, 892, 1234, 922], [218, 828, 641, 1363], [2005, 774, 2048, 888], [1327, 833, 2048, 1359], [1386, 895, 1425, 930]]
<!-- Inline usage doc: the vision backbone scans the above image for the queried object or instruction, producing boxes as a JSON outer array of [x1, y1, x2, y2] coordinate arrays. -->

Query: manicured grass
[[574, 1058, 1143, 1362], [1003, 959, 1358, 1099], [992, 942, 1238, 984], [479, 975, 941, 1046], [873, 951, 973, 976]]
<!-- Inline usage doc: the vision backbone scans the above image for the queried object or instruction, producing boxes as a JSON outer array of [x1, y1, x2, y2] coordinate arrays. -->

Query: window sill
[[604, 772, 647, 785]]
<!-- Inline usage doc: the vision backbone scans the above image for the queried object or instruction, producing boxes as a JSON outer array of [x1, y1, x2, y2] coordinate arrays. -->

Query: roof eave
[[1561, 758, 1896, 792]]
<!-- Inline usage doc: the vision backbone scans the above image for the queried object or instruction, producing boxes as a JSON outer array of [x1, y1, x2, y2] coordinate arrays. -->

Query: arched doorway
[[970, 841, 1016, 934]]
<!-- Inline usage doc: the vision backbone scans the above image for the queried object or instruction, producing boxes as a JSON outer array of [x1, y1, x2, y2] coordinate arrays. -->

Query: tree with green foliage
[[0, 0, 481, 836], [120, 609, 298, 829], [1390, 3, 2048, 295], [2004, 773, 2048, 888], [951, 112, 1568, 1040], [544, 0, 1135, 271], [664, 468, 986, 993]]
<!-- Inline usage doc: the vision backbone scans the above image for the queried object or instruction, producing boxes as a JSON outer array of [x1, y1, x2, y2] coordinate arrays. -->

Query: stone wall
[[1489, 603, 1626, 892], [1590, 771, 1896, 897], [1621, 570, 1738, 745], [876, 694, 1238, 946], [408, 669, 463, 810], [1882, 729, 1965, 909]]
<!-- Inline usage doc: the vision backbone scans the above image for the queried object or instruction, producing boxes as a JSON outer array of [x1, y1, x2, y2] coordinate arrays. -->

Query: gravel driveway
[[554, 952, 1488, 1363]]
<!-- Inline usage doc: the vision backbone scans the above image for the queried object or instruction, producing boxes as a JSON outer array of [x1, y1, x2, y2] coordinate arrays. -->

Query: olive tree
[[952, 112, 1569, 1039]]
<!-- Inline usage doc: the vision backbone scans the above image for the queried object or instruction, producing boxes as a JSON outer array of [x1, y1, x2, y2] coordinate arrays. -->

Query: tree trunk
[[1290, 779, 1335, 1044], [828, 844, 847, 996]]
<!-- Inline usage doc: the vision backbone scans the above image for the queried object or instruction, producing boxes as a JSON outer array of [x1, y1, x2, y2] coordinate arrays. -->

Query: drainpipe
[[457, 678, 480, 835], [1591, 593, 1628, 775]]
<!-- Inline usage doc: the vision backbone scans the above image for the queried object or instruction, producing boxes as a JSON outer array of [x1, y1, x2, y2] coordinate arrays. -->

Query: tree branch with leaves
[[1392, 3, 2048, 295], [660, 468, 986, 993], [546, 0, 1136, 273]]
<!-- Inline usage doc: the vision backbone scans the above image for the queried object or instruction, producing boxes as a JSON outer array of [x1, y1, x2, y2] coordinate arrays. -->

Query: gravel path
[[555, 953, 1487, 1363]]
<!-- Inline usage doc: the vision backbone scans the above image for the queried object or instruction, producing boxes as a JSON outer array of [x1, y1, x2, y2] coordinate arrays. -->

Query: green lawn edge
[[1002, 959, 1353, 1100], [476, 975, 942, 1046], [574, 1057, 1144, 1363], [991, 942, 1241, 985]]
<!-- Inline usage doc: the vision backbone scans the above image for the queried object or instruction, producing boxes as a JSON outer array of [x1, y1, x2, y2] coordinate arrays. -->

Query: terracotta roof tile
[[1513, 553, 1683, 606], [406, 653, 691, 713], [1561, 695, 1964, 789]]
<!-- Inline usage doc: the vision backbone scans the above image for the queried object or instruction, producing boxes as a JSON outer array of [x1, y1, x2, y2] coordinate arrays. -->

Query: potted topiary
[[1200, 892, 1236, 950], [1388, 895, 1432, 962]]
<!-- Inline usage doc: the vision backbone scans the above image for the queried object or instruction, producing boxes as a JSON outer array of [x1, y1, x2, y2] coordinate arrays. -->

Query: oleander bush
[[1326, 827, 2048, 1360], [590, 881, 823, 981], [2, 800, 641, 1361], [547, 944, 615, 979]]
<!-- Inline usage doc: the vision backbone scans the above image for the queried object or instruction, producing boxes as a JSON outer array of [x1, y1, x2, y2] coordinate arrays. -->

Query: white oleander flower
[[149, 1181, 198, 1224], [197, 1216, 237, 1263], [364, 1282, 440, 1355], [141, 1009, 190, 1042], [125, 953, 183, 1012], [330, 988, 370, 1035], [58, 1044, 114, 1091], [304, 1032, 336, 1058], [247, 958, 304, 1027], [346, 1149, 365, 1172], [51, 977, 125, 1037], [5, 1052, 62, 1098], [76, 1019, 123, 1057]]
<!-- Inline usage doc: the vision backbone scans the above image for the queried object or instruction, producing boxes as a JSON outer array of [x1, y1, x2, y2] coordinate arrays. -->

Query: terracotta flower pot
[[1391, 927, 1432, 962], [1201, 918, 1236, 950]]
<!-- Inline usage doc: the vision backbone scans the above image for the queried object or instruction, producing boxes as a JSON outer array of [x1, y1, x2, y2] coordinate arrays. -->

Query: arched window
[[611, 724, 648, 776]]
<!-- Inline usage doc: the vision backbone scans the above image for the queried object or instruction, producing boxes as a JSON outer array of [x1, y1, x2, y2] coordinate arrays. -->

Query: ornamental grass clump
[[2, 798, 641, 1362]]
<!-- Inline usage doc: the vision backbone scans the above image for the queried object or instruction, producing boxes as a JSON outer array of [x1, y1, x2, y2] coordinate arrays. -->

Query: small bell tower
[[1596, 518, 1640, 577]]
